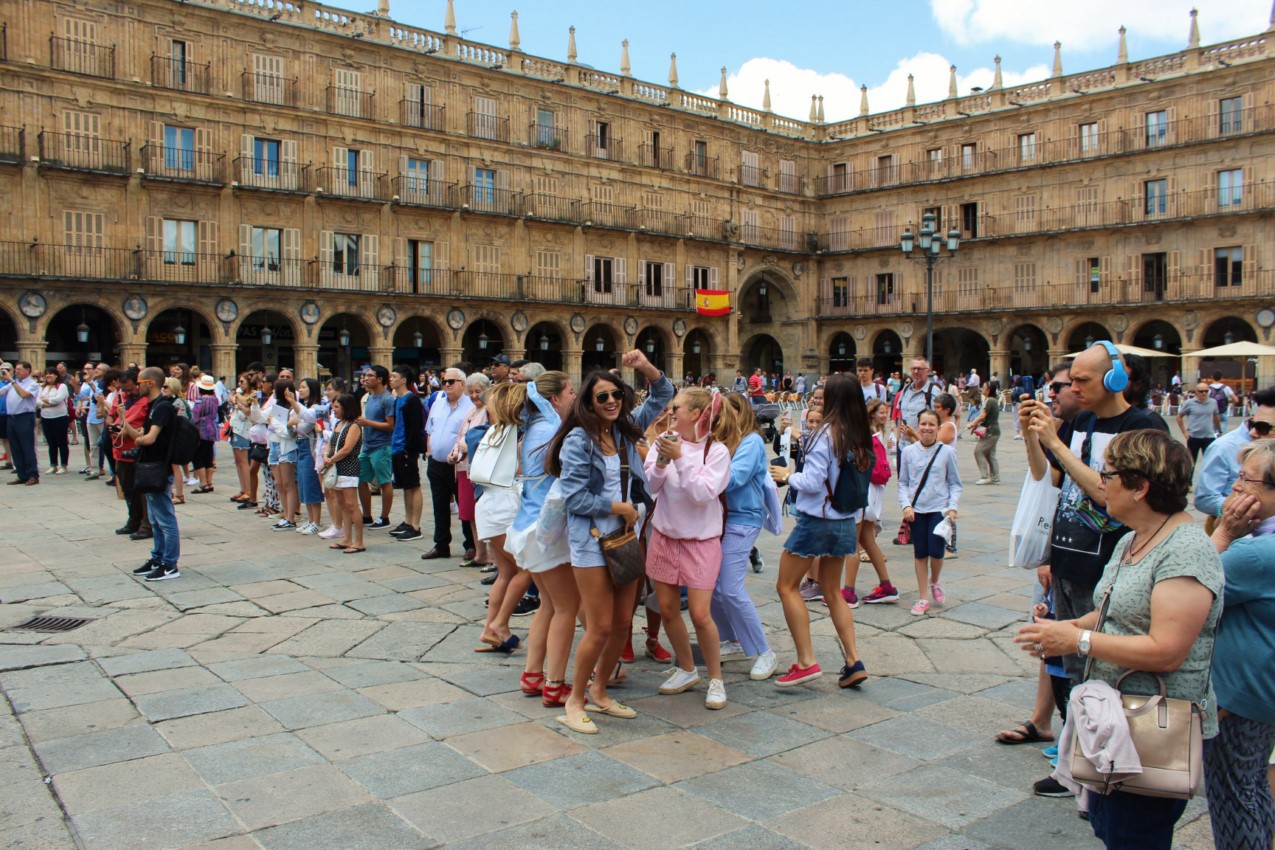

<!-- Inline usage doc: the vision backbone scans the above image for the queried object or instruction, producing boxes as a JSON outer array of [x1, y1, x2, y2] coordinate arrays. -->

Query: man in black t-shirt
[[120, 367, 181, 582], [1020, 343, 1167, 797]]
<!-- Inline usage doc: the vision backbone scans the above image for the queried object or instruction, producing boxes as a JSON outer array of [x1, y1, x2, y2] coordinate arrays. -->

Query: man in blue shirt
[[1194, 385, 1275, 528], [356, 365, 396, 530], [82, 362, 108, 479], [0, 361, 10, 471], [1, 362, 40, 485], [388, 365, 426, 542], [421, 367, 474, 560]]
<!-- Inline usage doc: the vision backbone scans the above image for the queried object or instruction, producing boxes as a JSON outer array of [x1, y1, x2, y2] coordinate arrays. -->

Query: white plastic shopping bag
[[535, 479, 569, 550], [933, 517, 954, 546], [1008, 472, 1061, 569]]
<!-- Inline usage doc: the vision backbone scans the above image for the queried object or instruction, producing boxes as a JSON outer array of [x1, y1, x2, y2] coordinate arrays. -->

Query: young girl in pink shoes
[[644, 389, 733, 709], [898, 408, 962, 615]]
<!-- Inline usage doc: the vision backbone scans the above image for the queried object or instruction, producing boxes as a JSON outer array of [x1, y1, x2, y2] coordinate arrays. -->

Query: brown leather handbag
[[591, 448, 646, 587]]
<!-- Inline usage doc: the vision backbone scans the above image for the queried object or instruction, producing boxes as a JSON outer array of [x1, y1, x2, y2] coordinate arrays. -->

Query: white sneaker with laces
[[750, 650, 778, 680], [658, 667, 701, 694], [705, 678, 727, 710], [317, 525, 342, 539], [719, 641, 745, 658], [297, 522, 318, 534], [975, 478, 992, 485], [184, 476, 199, 486]]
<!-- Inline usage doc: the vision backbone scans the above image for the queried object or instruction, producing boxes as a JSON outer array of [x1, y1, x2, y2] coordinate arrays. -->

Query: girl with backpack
[[711, 393, 780, 681], [845, 399, 899, 605], [898, 409, 962, 615], [767, 374, 872, 689], [644, 388, 732, 709]]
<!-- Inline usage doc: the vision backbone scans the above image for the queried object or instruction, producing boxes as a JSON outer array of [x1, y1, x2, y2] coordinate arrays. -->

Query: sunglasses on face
[[1049, 381, 1072, 394], [1249, 418, 1274, 437], [594, 390, 625, 405], [442, 379, 460, 386]]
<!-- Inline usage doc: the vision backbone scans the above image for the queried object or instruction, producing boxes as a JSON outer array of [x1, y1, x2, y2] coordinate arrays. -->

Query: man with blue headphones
[[1017, 340, 1169, 798]]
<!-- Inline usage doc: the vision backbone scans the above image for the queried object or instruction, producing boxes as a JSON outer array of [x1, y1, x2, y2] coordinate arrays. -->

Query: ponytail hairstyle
[[486, 381, 526, 427], [815, 374, 873, 472], [670, 387, 718, 442]]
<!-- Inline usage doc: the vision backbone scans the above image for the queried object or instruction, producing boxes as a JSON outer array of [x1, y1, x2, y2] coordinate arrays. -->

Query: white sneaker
[[705, 678, 727, 710], [297, 522, 317, 534], [658, 667, 701, 694], [317, 525, 342, 539], [750, 650, 778, 681], [975, 478, 992, 485], [719, 641, 745, 658], [184, 476, 199, 486]]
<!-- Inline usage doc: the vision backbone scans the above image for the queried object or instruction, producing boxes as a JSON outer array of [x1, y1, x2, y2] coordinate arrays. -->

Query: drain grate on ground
[[6, 616, 94, 633]]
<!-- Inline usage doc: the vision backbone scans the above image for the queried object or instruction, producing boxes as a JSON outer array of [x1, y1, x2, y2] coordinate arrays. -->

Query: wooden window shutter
[[280, 228, 300, 286], [685, 265, 693, 288], [1242, 244, 1256, 287], [238, 224, 253, 279], [430, 159, 444, 183], [394, 237, 407, 292], [195, 127, 213, 181], [584, 254, 594, 282], [319, 230, 334, 285], [615, 257, 626, 286], [435, 240, 449, 272], [364, 234, 380, 289], [280, 139, 297, 189], [199, 220, 219, 280], [333, 146, 348, 186], [709, 267, 718, 288], [240, 134, 255, 183], [1168, 251, 1180, 291]]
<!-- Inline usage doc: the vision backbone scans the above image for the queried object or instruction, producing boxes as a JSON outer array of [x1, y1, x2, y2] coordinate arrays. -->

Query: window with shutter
[[252, 54, 285, 104], [282, 228, 301, 286], [1014, 195, 1037, 232], [61, 18, 97, 75], [333, 68, 362, 117], [780, 215, 797, 250], [1214, 247, 1243, 287], [280, 140, 297, 190], [740, 150, 760, 187], [740, 209, 759, 243], [163, 219, 197, 268], [474, 96, 498, 139], [873, 210, 895, 246], [363, 234, 380, 290], [828, 215, 849, 252], [1217, 169, 1243, 208], [61, 111, 101, 168], [535, 249, 560, 281], [779, 159, 797, 193], [63, 210, 103, 275]]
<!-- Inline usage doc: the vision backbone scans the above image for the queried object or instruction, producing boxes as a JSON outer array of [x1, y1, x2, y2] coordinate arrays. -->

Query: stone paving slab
[[0, 438, 1221, 848]]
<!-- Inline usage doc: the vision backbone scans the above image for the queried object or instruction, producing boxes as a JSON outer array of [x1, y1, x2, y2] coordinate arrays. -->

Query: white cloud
[[696, 53, 1052, 122], [930, 0, 1270, 47]]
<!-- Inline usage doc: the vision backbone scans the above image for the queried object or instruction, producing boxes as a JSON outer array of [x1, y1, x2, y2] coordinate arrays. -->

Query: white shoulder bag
[[469, 424, 518, 488]]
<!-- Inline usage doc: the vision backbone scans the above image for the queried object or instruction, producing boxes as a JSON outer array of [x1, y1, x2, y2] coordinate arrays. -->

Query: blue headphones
[[1092, 340, 1129, 392]]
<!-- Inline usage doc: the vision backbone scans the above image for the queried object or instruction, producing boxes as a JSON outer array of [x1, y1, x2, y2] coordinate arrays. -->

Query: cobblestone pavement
[[0, 441, 1216, 849]]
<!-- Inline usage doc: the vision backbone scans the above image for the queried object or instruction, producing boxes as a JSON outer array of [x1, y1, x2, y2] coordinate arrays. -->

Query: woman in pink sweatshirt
[[644, 389, 732, 709]]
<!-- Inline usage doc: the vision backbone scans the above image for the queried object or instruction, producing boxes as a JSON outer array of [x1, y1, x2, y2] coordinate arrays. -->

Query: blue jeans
[[1088, 789, 1187, 849], [8, 412, 37, 481], [144, 477, 180, 566]]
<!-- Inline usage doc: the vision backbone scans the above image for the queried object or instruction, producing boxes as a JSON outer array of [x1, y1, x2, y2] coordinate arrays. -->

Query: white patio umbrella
[[1063, 343, 1177, 359], [1190, 341, 1275, 396]]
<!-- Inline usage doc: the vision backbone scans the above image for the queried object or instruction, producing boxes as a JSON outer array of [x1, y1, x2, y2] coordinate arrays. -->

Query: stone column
[[439, 347, 463, 371], [1179, 349, 1202, 383], [562, 349, 583, 384], [665, 351, 684, 386], [989, 349, 1011, 388], [17, 340, 48, 372], [368, 346, 394, 370], [292, 344, 319, 381], [117, 343, 147, 370], [503, 347, 526, 364], [209, 343, 238, 381]]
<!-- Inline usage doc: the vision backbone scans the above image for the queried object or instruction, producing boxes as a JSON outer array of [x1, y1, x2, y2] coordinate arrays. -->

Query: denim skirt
[[295, 439, 323, 505], [783, 511, 857, 559]]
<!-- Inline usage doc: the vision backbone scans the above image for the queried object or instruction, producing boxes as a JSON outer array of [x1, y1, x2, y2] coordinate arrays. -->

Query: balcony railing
[[236, 256, 305, 287], [739, 165, 764, 187], [38, 131, 130, 174], [314, 166, 385, 200], [50, 37, 114, 78], [685, 153, 720, 179], [587, 134, 624, 162], [640, 144, 674, 169], [736, 224, 809, 253], [318, 260, 384, 291], [141, 144, 224, 184], [581, 282, 697, 311], [242, 71, 298, 107], [151, 55, 209, 93], [327, 86, 374, 119], [0, 126, 24, 164], [635, 209, 688, 237], [528, 122, 566, 151], [467, 113, 509, 142], [462, 185, 519, 215], [581, 202, 637, 230], [400, 100, 445, 131], [814, 271, 1275, 320], [523, 193, 580, 223], [233, 157, 306, 192], [392, 176, 457, 209]]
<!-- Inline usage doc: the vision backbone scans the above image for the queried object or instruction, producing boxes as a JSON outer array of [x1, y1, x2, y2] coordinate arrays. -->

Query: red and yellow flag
[[695, 289, 730, 317]]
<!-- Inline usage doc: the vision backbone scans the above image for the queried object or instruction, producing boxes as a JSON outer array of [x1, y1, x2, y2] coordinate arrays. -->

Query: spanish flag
[[695, 290, 730, 317]]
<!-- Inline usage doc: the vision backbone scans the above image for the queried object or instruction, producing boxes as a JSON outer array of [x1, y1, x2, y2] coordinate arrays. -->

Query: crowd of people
[[0, 341, 1272, 850]]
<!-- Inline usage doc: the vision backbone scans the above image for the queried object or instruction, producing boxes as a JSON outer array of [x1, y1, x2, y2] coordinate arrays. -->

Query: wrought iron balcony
[[141, 144, 224, 184], [639, 143, 674, 170], [327, 86, 375, 119], [232, 157, 306, 192], [314, 166, 386, 201], [586, 133, 624, 162], [151, 55, 210, 93], [400, 100, 445, 131], [37, 131, 129, 174], [241, 71, 299, 107], [50, 37, 114, 78], [461, 185, 520, 215], [684, 153, 720, 179], [0, 126, 24, 164], [391, 176, 457, 209], [528, 122, 566, 151], [466, 113, 509, 142]]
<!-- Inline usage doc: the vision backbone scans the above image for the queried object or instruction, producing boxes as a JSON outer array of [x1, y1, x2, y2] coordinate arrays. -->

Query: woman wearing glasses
[[546, 350, 672, 734], [1206, 440, 1275, 850], [1016, 429, 1222, 848]]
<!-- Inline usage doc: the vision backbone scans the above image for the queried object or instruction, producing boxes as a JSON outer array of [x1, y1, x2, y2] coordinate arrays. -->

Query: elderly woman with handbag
[[545, 350, 673, 734], [1206, 439, 1275, 850], [1016, 429, 1222, 850]]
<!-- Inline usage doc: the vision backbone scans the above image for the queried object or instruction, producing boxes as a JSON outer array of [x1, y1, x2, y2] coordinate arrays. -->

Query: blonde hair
[[163, 377, 182, 396], [866, 398, 887, 435], [1238, 440, 1275, 486], [485, 381, 524, 427], [674, 387, 721, 441], [713, 392, 758, 455]]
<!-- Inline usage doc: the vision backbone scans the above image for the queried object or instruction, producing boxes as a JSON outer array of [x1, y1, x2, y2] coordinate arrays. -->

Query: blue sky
[[381, 0, 1271, 119]]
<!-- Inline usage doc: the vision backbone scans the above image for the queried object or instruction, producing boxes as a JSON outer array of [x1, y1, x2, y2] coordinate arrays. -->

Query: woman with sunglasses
[[546, 350, 673, 734], [1016, 429, 1222, 848], [1206, 440, 1275, 850]]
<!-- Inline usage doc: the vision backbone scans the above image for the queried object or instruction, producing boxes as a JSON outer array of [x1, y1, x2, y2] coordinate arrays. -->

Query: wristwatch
[[1077, 629, 1093, 656]]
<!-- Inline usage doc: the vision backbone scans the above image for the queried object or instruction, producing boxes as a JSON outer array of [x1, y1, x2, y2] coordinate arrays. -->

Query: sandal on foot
[[520, 671, 545, 696], [556, 713, 597, 735], [996, 720, 1054, 745], [329, 542, 353, 550], [583, 700, 636, 719], [475, 635, 520, 654]]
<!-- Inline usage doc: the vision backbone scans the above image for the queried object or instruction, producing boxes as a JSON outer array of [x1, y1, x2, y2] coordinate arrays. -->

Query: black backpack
[[825, 452, 870, 515], [169, 414, 201, 466]]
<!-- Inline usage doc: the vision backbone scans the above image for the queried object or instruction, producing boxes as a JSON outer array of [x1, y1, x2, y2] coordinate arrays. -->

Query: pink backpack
[[869, 435, 891, 485]]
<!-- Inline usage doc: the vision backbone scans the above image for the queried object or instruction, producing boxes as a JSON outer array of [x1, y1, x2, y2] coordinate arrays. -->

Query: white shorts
[[504, 521, 570, 574], [336, 475, 360, 489], [475, 486, 520, 541]]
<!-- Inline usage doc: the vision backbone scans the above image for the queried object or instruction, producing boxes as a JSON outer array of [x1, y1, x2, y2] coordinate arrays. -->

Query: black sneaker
[[144, 565, 181, 581], [511, 596, 540, 617], [133, 559, 157, 575], [480, 564, 497, 573], [1032, 776, 1074, 798], [837, 660, 868, 689], [396, 527, 422, 541], [115, 526, 135, 536], [362, 516, 375, 526], [480, 573, 498, 586], [388, 522, 411, 536], [369, 518, 391, 530]]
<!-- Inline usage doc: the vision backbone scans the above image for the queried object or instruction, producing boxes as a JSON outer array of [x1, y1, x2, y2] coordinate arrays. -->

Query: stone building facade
[[0, 0, 1272, 387]]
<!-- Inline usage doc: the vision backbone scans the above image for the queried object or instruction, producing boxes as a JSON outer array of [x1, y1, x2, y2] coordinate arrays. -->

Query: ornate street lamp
[[1153, 333, 1164, 350], [595, 337, 605, 352], [900, 211, 960, 365], [692, 340, 701, 355], [478, 331, 489, 350], [261, 326, 273, 346], [173, 311, 187, 347], [539, 333, 550, 351], [338, 327, 351, 348]]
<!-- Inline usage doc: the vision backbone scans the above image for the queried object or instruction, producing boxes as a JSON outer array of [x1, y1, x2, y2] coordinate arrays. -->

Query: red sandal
[[542, 680, 572, 708], [520, 670, 545, 696]]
